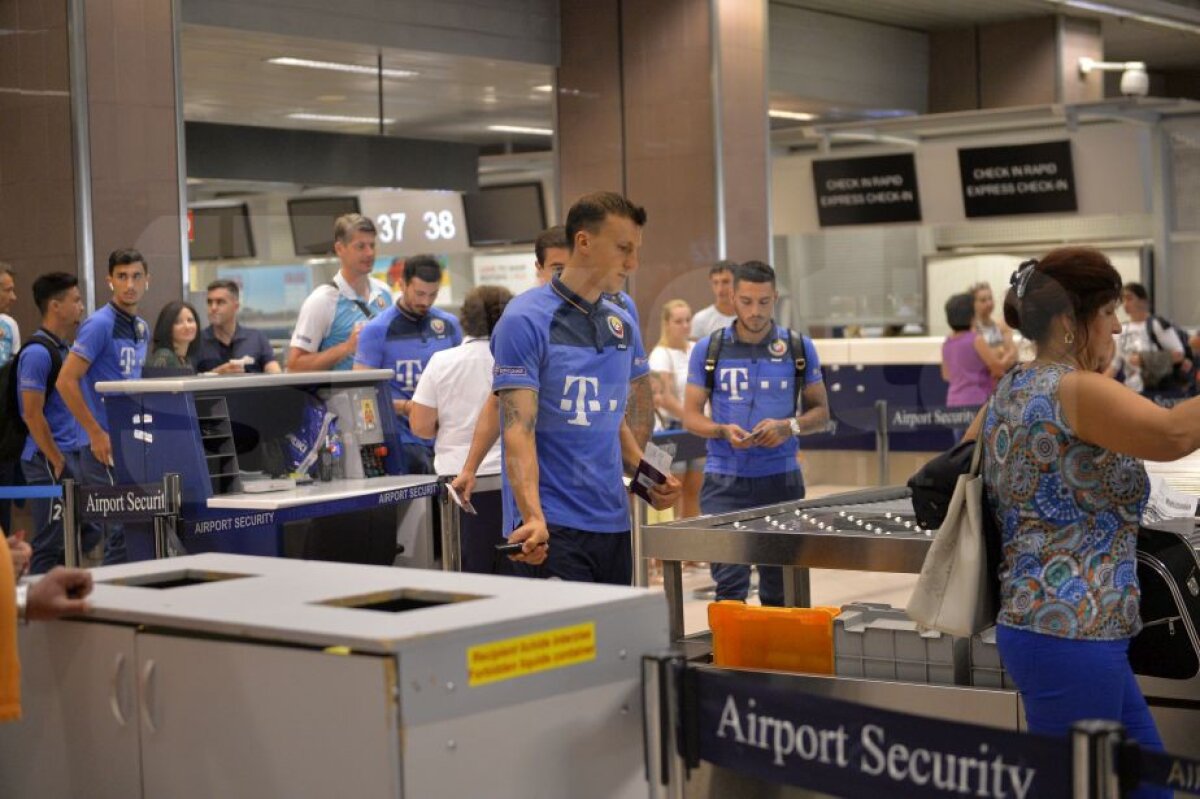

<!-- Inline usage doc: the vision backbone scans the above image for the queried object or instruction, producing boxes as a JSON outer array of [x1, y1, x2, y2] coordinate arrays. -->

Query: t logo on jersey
[[719, 367, 750, 401], [561, 375, 602, 426], [119, 346, 138, 376], [393, 359, 424, 390]]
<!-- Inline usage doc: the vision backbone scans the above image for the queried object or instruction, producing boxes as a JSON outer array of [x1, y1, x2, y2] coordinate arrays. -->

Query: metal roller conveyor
[[643, 485, 931, 643]]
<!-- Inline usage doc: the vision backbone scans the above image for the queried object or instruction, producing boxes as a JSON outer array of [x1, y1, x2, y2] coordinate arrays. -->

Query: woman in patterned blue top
[[971, 247, 1182, 798]]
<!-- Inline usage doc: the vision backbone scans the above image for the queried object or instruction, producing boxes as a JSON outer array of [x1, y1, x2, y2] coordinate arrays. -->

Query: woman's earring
[[1064, 330, 1075, 346]]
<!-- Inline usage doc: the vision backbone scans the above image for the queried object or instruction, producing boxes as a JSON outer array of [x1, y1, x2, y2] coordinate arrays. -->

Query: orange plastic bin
[[708, 602, 838, 674]]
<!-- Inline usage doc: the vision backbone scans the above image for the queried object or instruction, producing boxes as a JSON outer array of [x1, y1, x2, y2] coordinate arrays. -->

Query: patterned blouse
[[982, 363, 1148, 640]]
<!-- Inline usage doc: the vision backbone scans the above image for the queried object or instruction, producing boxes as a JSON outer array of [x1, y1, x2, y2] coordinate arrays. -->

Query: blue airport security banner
[[693, 668, 1071, 798], [1139, 749, 1200, 796]]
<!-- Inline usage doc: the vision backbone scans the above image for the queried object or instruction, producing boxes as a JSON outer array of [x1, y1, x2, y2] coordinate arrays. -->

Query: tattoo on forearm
[[500, 391, 537, 433], [625, 378, 654, 445]]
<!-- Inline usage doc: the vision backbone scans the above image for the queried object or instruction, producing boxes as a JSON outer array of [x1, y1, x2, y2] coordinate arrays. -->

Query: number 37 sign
[[358, 188, 470, 256]]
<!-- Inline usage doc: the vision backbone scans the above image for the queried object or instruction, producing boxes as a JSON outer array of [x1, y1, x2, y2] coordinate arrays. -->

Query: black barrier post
[[1072, 720, 1126, 798], [153, 473, 183, 559], [61, 478, 80, 568], [874, 399, 889, 486], [642, 652, 686, 799]]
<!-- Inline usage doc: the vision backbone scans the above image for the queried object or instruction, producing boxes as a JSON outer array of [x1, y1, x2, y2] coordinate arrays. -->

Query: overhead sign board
[[957, 140, 1077, 218], [811, 154, 922, 227], [357, 189, 471, 256]]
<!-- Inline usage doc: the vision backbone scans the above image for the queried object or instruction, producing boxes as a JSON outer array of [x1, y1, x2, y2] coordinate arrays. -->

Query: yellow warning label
[[467, 622, 597, 687]]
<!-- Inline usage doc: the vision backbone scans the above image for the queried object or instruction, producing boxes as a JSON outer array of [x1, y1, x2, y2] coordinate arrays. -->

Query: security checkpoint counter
[[95, 370, 440, 565], [0, 553, 669, 799]]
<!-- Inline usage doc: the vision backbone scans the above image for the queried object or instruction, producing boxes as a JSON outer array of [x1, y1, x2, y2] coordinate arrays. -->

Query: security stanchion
[[153, 512, 172, 559], [642, 652, 686, 799], [153, 473, 184, 559], [1071, 720, 1126, 798], [874, 399, 890, 486], [633, 499, 648, 587], [439, 478, 462, 572], [61, 478, 80, 568]]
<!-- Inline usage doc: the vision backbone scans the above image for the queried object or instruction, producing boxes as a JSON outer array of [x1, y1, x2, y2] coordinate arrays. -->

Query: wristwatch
[[789, 417, 802, 437], [15, 582, 28, 625]]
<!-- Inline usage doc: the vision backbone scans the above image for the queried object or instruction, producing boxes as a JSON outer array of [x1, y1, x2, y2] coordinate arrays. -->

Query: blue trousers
[[997, 625, 1170, 799], [20, 450, 104, 574], [78, 447, 127, 566], [702, 470, 805, 606], [512, 525, 632, 585]]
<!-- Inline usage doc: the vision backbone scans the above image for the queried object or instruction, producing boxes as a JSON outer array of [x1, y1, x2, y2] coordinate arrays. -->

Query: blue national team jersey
[[491, 277, 649, 534], [355, 303, 462, 446], [71, 303, 148, 432], [16, 331, 82, 461], [687, 323, 822, 477]]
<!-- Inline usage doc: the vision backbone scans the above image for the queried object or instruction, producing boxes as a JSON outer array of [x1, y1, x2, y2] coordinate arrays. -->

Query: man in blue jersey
[[354, 254, 462, 474], [18, 272, 100, 573], [491, 192, 678, 584], [57, 249, 152, 565], [288, 213, 392, 372], [683, 260, 829, 605]]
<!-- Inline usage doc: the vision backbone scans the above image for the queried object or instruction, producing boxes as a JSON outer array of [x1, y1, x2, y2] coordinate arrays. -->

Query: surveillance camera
[[1120, 65, 1149, 97]]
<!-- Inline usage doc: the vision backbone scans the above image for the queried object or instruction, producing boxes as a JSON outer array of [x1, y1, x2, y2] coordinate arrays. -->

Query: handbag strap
[[968, 396, 994, 476]]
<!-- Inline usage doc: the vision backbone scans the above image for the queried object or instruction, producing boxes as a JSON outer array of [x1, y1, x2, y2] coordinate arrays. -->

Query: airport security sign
[[80, 484, 168, 523], [695, 669, 1070, 798], [958, 141, 1077, 218], [812, 153, 922, 227]]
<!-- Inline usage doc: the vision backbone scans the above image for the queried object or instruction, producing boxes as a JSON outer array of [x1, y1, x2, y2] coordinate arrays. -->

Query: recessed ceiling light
[[317, 94, 347, 102], [288, 112, 396, 125], [533, 84, 554, 92], [487, 124, 554, 136], [267, 57, 418, 79], [769, 109, 817, 121]]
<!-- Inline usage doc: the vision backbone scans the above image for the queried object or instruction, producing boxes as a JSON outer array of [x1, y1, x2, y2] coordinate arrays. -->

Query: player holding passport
[[683, 260, 829, 605]]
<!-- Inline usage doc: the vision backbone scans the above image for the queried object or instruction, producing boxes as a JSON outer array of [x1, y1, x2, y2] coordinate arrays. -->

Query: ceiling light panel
[[288, 112, 396, 124], [487, 124, 554, 136], [268, 57, 418, 79]]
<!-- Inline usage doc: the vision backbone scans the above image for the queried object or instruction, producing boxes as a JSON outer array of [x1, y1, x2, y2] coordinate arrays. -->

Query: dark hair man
[[489, 191, 679, 584], [682, 260, 829, 605], [690, 260, 737, 340], [17, 273, 104, 573], [534, 226, 569, 286], [1105, 281, 1187, 394], [354, 254, 462, 474], [288, 213, 392, 372], [195, 279, 280, 374], [56, 248, 152, 566]]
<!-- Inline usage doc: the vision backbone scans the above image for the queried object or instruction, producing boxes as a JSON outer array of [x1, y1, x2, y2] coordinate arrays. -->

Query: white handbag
[[905, 432, 998, 637]]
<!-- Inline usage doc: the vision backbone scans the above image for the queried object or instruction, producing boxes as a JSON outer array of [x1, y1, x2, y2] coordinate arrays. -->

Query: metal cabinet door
[[0, 621, 142, 799], [135, 633, 401, 799]]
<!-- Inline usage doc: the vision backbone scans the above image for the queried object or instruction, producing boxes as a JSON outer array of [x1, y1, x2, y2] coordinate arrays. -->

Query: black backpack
[[702, 326, 810, 413], [1146, 315, 1195, 391], [0, 333, 64, 461]]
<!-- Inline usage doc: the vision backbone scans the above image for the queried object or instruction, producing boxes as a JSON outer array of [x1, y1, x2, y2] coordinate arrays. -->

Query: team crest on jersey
[[768, 338, 787, 357], [607, 315, 625, 338], [430, 318, 446, 336], [137, 320, 148, 340], [373, 295, 387, 308]]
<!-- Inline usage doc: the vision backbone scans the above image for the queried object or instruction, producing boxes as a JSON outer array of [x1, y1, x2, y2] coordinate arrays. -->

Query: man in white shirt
[[287, 214, 392, 372], [1105, 281, 1184, 394], [0, 264, 20, 369], [689, 260, 737, 340]]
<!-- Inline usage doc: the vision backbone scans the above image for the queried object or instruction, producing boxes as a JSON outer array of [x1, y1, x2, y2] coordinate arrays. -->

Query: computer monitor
[[462, 183, 546, 247], [288, 196, 361, 256], [189, 204, 256, 261]]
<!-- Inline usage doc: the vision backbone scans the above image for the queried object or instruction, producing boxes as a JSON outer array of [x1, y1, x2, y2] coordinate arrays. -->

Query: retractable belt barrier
[[58, 472, 186, 564], [0, 486, 64, 500], [642, 653, 1198, 799]]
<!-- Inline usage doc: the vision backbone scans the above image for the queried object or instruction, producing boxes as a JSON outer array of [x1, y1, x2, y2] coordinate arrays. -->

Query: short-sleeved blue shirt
[[491, 277, 649, 534], [71, 303, 148, 432], [355, 303, 462, 446], [687, 323, 822, 477], [194, 324, 277, 373], [16, 330, 81, 461]]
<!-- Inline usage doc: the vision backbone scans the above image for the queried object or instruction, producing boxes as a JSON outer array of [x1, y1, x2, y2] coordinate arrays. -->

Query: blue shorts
[[997, 625, 1169, 799], [512, 525, 631, 585]]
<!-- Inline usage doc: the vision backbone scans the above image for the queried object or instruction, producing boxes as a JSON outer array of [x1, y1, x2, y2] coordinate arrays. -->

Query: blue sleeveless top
[[982, 363, 1148, 640]]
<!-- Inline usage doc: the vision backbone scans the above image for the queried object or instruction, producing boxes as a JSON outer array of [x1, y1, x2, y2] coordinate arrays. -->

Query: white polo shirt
[[410, 336, 502, 475]]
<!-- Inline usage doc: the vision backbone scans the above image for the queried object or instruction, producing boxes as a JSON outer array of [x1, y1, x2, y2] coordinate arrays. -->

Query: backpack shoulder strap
[[329, 279, 377, 320], [18, 334, 63, 396], [703, 328, 725, 394], [787, 329, 809, 414]]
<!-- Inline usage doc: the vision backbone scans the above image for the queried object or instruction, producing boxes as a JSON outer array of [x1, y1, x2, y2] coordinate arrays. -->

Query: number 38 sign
[[358, 189, 470, 256]]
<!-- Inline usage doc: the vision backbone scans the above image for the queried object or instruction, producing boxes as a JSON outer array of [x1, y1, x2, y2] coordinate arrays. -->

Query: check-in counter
[[96, 370, 439, 565], [0, 554, 668, 798]]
